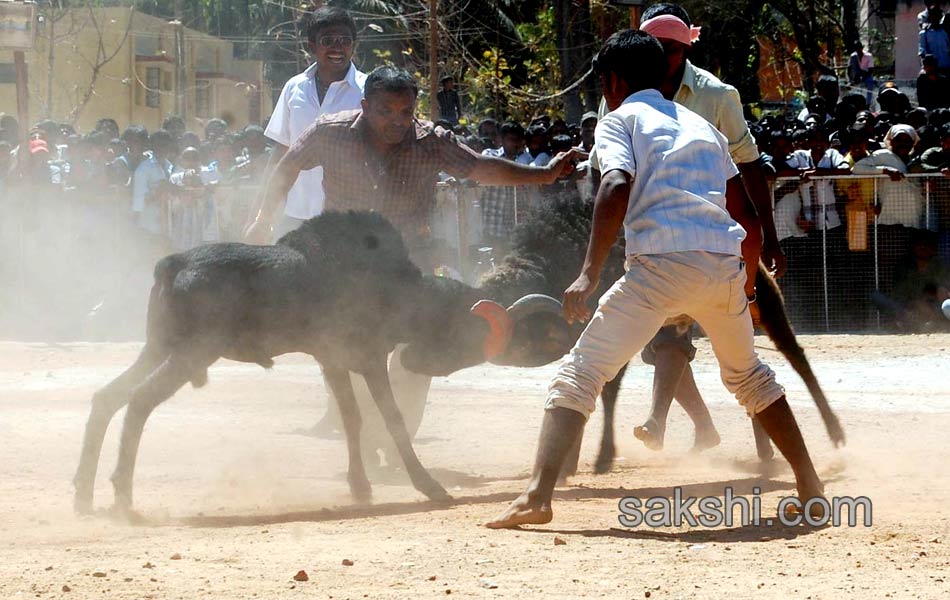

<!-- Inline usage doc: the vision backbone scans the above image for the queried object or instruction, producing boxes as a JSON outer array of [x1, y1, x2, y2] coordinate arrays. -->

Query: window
[[195, 79, 211, 118], [0, 63, 14, 84], [145, 67, 161, 108]]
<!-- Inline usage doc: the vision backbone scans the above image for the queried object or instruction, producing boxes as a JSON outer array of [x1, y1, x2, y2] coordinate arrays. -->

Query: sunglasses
[[318, 35, 354, 49]]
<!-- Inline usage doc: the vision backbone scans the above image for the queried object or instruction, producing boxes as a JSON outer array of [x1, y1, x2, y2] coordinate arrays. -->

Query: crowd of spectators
[[2, 56, 949, 333]]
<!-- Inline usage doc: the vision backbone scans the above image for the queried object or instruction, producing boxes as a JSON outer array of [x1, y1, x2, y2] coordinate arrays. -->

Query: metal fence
[[1, 173, 948, 340]]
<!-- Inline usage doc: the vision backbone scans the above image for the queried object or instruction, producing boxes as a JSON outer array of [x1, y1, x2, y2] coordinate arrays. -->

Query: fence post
[[925, 176, 932, 231], [820, 195, 830, 332], [872, 177, 880, 328], [456, 183, 469, 281]]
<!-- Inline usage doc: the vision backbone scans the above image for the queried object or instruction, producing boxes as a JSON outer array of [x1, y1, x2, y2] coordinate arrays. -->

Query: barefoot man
[[486, 30, 824, 529]]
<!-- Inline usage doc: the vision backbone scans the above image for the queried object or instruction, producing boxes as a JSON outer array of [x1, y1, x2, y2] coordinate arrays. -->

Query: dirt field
[[1, 334, 949, 599]]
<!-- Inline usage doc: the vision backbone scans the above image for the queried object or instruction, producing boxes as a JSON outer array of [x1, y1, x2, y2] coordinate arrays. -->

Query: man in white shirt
[[487, 30, 824, 529], [262, 7, 366, 239], [131, 129, 175, 238]]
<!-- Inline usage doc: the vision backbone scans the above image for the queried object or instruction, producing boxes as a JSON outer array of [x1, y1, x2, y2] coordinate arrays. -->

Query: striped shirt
[[594, 89, 745, 258], [282, 110, 479, 239]]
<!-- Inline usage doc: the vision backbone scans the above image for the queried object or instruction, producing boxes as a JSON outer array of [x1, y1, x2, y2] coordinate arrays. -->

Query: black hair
[[817, 74, 839, 88], [550, 134, 573, 153], [641, 2, 692, 26], [526, 124, 548, 139], [499, 121, 526, 139], [940, 122, 950, 138], [148, 129, 173, 148], [363, 66, 418, 100], [122, 125, 149, 145], [306, 7, 357, 43], [440, 75, 454, 84], [592, 29, 666, 94]]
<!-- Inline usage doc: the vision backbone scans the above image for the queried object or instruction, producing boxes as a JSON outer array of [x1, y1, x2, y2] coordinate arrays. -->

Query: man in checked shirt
[[246, 66, 581, 264]]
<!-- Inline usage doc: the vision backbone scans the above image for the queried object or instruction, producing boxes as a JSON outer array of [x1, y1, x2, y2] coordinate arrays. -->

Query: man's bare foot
[[690, 427, 721, 453], [633, 418, 664, 451], [485, 494, 552, 529]]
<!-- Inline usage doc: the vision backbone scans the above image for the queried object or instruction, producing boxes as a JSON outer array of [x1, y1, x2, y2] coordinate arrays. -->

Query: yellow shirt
[[593, 61, 759, 168]]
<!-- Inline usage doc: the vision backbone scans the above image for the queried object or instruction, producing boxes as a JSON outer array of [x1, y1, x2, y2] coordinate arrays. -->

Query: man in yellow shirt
[[586, 4, 784, 459]]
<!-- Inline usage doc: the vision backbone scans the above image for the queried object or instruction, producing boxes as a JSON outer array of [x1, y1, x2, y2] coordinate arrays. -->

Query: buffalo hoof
[[418, 479, 451, 503], [593, 449, 615, 474], [348, 475, 373, 505], [73, 490, 94, 516], [106, 503, 148, 525]]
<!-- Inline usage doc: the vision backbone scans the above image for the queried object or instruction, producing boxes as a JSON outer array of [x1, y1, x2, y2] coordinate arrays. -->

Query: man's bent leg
[[675, 366, 721, 452], [486, 272, 667, 529], [636, 340, 688, 450], [690, 254, 823, 506], [485, 407, 586, 529]]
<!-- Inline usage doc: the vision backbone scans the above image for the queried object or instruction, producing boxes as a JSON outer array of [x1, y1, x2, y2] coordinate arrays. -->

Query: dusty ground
[[1, 334, 949, 599]]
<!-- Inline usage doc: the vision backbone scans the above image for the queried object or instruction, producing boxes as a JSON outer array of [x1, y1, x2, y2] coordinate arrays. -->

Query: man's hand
[[883, 167, 905, 181], [762, 238, 787, 278], [545, 148, 589, 184], [244, 215, 273, 245], [562, 272, 599, 324]]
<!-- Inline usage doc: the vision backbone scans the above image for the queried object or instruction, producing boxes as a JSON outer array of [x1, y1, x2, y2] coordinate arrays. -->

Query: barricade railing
[[2, 174, 948, 339]]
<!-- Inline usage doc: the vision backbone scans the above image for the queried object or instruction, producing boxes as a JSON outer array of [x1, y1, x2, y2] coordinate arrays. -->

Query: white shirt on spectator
[[132, 154, 172, 235], [530, 152, 552, 167], [852, 150, 924, 228], [264, 61, 366, 220], [594, 89, 744, 258], [481, 147, 533, 164], [773, 189, 808, 241], [784, 148, 847, 229]]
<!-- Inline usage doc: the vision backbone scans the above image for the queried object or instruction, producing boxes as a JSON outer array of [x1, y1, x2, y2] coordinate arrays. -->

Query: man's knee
[[641, 322, 697, 366]]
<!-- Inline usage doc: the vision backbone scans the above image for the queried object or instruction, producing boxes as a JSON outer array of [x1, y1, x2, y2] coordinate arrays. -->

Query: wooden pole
[[174, 0, 185, 119], [428, 0, 439, 121], [13, 50, 28, 140], [629, 6, 642, 29]]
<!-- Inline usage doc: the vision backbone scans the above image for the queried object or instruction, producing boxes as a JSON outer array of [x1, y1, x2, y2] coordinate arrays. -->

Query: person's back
[[600, 88, 742, 257]]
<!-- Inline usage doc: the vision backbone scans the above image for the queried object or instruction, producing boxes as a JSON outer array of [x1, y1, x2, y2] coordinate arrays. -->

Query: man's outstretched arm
[[562, 168, 631, 324]]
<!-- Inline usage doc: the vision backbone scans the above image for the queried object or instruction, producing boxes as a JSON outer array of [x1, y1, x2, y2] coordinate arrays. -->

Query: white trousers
[[547, 251, 784, 419]]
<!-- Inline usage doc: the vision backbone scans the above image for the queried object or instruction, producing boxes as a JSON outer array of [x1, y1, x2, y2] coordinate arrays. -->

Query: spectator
[[917, 54, 950, 110], [131, 129, 175, 238], [167, 146, 218, 250], [262, 6, 366, 240], [848, 42, 875, 105], [481, 121, 531, 164], [477, 118, 501, 149], [525, 124, 552, 166], [920, 5, 950, 75], [204, 118, 229, 142], [436, 75, 463, 127], [580, 111, 597, 151]]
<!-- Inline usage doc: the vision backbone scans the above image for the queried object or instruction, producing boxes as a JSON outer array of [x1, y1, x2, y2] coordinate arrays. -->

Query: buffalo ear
[[470, 300, 513, 359]]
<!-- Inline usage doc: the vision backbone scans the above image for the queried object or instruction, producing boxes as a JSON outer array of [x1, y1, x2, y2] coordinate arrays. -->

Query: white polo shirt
[[595, 89, 745, 258], [265, 61, 367, 219]]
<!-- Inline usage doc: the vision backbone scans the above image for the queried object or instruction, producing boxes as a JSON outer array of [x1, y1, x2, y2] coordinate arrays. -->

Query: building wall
[[896, 1, 924, 81], [0, 7, 270, 134]]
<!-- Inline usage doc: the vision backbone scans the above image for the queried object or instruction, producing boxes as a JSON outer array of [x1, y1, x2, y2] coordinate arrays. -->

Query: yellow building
[[0, 6, 271, 134]]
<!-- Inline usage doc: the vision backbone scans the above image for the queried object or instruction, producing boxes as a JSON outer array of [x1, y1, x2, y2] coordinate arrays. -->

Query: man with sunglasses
[[262, 7, 366, 240]]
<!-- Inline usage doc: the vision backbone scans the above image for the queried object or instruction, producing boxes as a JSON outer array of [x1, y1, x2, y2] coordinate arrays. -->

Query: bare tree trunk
[[555, 0, 596, 122]]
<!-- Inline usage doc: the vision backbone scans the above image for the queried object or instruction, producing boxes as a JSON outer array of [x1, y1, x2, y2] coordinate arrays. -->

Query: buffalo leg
[[74, 343, 166, 514], [594, 363, 626, 473], [109, 351, 214, 513], [360, 359, 450, 502], [322, 365, 373, 503], [751, 417, 774, 461]]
